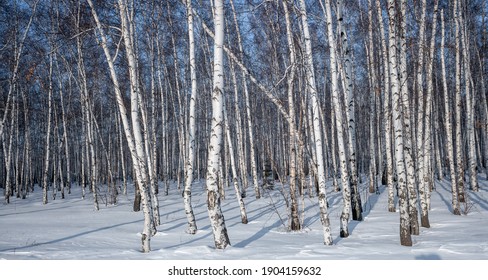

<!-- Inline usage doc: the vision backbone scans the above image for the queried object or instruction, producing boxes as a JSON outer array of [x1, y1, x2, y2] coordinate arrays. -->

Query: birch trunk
[[4, 101, 15, 204], [283, 0, 300, 232], [322, 0, 351, 238], [223, 97, 248, 224], [337, 0, 362, 221], [398, 0, 419, 236], [86, 99, 99, 210], [183, 0, 198, 234], [441, 8, 461, 215], [228, 0, 248, 198], [388, 0, 412, 246], [88, 0, 153, 252], [42, 52, 54, 205], [460, 6, 479, 192], [299, 0, 333, 244], [367, 0, 377, 195], [453, 0, 466, 205], [21, 89, 31, 198], [59, 68, 70, 197], [117, 0, 154, 250], [375, 0, 395, 212], [415, 0, 428, 228], [228, 0, 260, 199], [206, 0, 230, 249], [420, 0, 439, 228]]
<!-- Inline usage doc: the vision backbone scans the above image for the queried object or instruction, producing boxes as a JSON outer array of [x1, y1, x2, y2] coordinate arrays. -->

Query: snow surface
[[1, 176, 487, 260]]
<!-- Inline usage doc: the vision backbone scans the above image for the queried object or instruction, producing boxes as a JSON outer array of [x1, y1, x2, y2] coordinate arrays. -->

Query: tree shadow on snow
[[434, 180, 455, 212], [0, 219, 142, 253], [232, 219, 283, 248]]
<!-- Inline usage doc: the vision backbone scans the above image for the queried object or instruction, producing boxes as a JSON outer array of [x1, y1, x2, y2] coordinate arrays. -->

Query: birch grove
[[0, 0, 486, 250]]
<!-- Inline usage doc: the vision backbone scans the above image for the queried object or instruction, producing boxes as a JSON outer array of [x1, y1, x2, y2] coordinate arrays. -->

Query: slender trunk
[[117, 0, 154, 249], [21, 89, 31, 198], [299, 0, 333, 244], [337, 0, 362, 221], [117, 115, 127, 195], [397, 0, 419, 236], [415, 0, 428, 228], [366, 0, 378, 194], [388, 0, 412, 246], [441, 10, 460, 215], [420, 0, 439, 228], [59, 71, 70, 197], [376, 0, 395, 212], [206, 0, 230, 249], [88, 0, 153, 252], [453, 0, 466, 205], [223, 97, 248, 224], [460, 5, 478, 192], [4, 101, 15, 204], [42, 52, 54, 205], [283, 0, 300, 232], [321, 0, 351, 238], [86, 97, 99, 210], [228, 0, 260, 199], [183, 0, 198, 234]]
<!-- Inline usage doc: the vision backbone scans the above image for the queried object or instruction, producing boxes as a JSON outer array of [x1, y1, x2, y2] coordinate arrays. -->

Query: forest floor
[[0, 175, 487, 260]]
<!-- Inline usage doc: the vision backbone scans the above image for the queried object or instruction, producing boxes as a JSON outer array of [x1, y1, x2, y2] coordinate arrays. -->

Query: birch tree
[[298, 0, 333, 244], [87, 0, 154, 252], [460, 0, 479, 193], [321, 0, 351, 238], [388, 0, 412, 246], [453, 0, 466, 205], [440, 10, 460, 216], [206, 0, 231, 249], [415, 0, 428, 228], [375, 0, 395, 212], [398, 0, 419, 236], [183, 0, 198, 235], [42, 50, 54, 205], [420, 0, 439, 228], [337, 0, 362, 221]]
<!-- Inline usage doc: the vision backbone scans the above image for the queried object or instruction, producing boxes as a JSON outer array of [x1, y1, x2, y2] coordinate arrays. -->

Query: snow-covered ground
[[1, 176, 487, 260]]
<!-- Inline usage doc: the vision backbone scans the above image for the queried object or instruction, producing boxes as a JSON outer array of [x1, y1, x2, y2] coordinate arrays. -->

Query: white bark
[[420, 0, 439, 228], [87, 0, 153, 252], [415, 0, 428, 228], [283, 0, 301, 232], [453, 0, 466, 206], [375, 0, 395, 212], [117, 0, 154, 250], [59, 67, 71, 197], [366, 0, 377, 194], [4, 99, 15, 204], [229, 0, 248, 198], [206, 0, 230, 249], [440, 10, 460, 216], [223, 97, 248, 224], [299, 0, 333, 244], [460, 7, 478, 192], [322, 0, 351, 238], [337, 0, 362, 221], [398, 0, 419, 236], [388, 0, 412, 246], [183, 0, 198, 234], [42, 52, 54, 205]]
